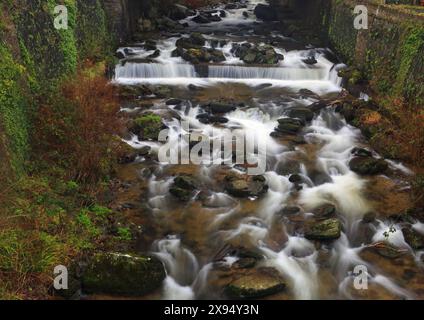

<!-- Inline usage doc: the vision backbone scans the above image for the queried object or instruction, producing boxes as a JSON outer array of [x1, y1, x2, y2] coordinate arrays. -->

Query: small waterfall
[[115, 63, 197, 79], [208, 65, 328, 81], [153, 236, 199, 286]]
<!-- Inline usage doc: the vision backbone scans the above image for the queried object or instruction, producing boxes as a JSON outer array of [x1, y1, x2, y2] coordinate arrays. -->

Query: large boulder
[[305, 218, 342, 240], [349, 156, 388, 175], [254, 4, 278, 21], [225, 268, 286, 299], [224, 175, 268, 198], [82, 253, 166, 296]]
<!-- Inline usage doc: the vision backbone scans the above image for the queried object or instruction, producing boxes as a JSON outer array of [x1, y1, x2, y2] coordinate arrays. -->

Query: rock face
[[254, 4, 278, 21], [82, 253, 166, 296], [224, 175, 268, 198], [169, 175, 198, 201], [305, 218, 342, 240], [225, 268, 286, 299], [349, 156, 388, 175]]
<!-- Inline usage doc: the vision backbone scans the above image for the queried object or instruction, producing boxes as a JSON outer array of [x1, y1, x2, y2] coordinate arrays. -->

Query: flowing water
[[113, 0, 424, 300]]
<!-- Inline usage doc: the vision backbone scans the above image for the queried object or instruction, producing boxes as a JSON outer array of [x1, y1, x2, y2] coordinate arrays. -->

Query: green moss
[[134, 113, 163, 140], [0, 42, 29, 176]]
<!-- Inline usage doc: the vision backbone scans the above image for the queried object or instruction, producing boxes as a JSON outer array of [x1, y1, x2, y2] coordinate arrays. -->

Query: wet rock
[[289, 174, 303, 184], [367, 242, 407, 259], [275, 159, 301, 176], [279, 206, 302, 215], [402, 227, 424, 250], [224, 175, 268, 198], [298, 89, 320, 100], [231, 43, 281, 65], [349, 156, 388, 175], [82, 253, 165, 296], [197, 114, 229, 124], [362, 212, 376, 223], [203, 102, 236, 114], [254, 4, 278, 21], [351, 147, 372, 157], [148, 49, 160, 58], [169, 175, 198, 202], [305, 218, 342, 240], [166, 98, 183, 105], [169, 4, 194, 21], [309, 170, 332, 186], [313, 204, 337, 219], [225, 268, 286, 299], [176, 33, 206, 49], [274, 118, 304, 135], [243, 11, 249, 18], [302, 56, 318, 65], [225, 3, 238, 10], [287, 107, 314, 122], [192, 14, 210, 24]]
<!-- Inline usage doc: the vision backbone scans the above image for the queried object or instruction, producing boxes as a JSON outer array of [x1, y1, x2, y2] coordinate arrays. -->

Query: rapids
[[113, 0, 423, 300]]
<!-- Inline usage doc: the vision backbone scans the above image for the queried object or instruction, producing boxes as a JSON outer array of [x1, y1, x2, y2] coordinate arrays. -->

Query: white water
[[116, 0, 419, 300]]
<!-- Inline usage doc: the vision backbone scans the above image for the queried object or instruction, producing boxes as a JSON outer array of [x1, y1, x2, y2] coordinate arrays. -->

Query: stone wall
[[281, 0, 424, 106]]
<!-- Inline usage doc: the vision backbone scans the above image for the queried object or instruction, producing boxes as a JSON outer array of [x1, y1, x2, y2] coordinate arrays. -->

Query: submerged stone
[[225, 268, 286, 299]]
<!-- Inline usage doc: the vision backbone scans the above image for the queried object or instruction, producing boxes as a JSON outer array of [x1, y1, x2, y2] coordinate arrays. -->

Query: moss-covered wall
[[283, 0, 424, 107], [326, 0, 424, 106], [0, 0, 117, 179]]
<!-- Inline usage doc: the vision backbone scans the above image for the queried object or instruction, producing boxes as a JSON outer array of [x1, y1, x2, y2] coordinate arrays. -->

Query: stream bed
[[110, 0, 424, 300]]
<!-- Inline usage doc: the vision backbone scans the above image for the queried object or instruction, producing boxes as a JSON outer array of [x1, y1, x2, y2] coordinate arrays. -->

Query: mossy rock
[[305, 218, 342, 240], [169, 175, 198, 202], [402, 227, 424, 250], [82, 252, 165, 296], [224, 175, 268, 198], [132, 113, 163, 141], [274, 118, 304, 135], [225, 268, 286, 299], [349, 156, 388, 175]]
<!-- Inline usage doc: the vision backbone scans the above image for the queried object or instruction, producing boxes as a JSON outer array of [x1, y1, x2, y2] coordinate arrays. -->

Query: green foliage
[[117, 227, 133, 241], [0, 42, 29, 176]]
